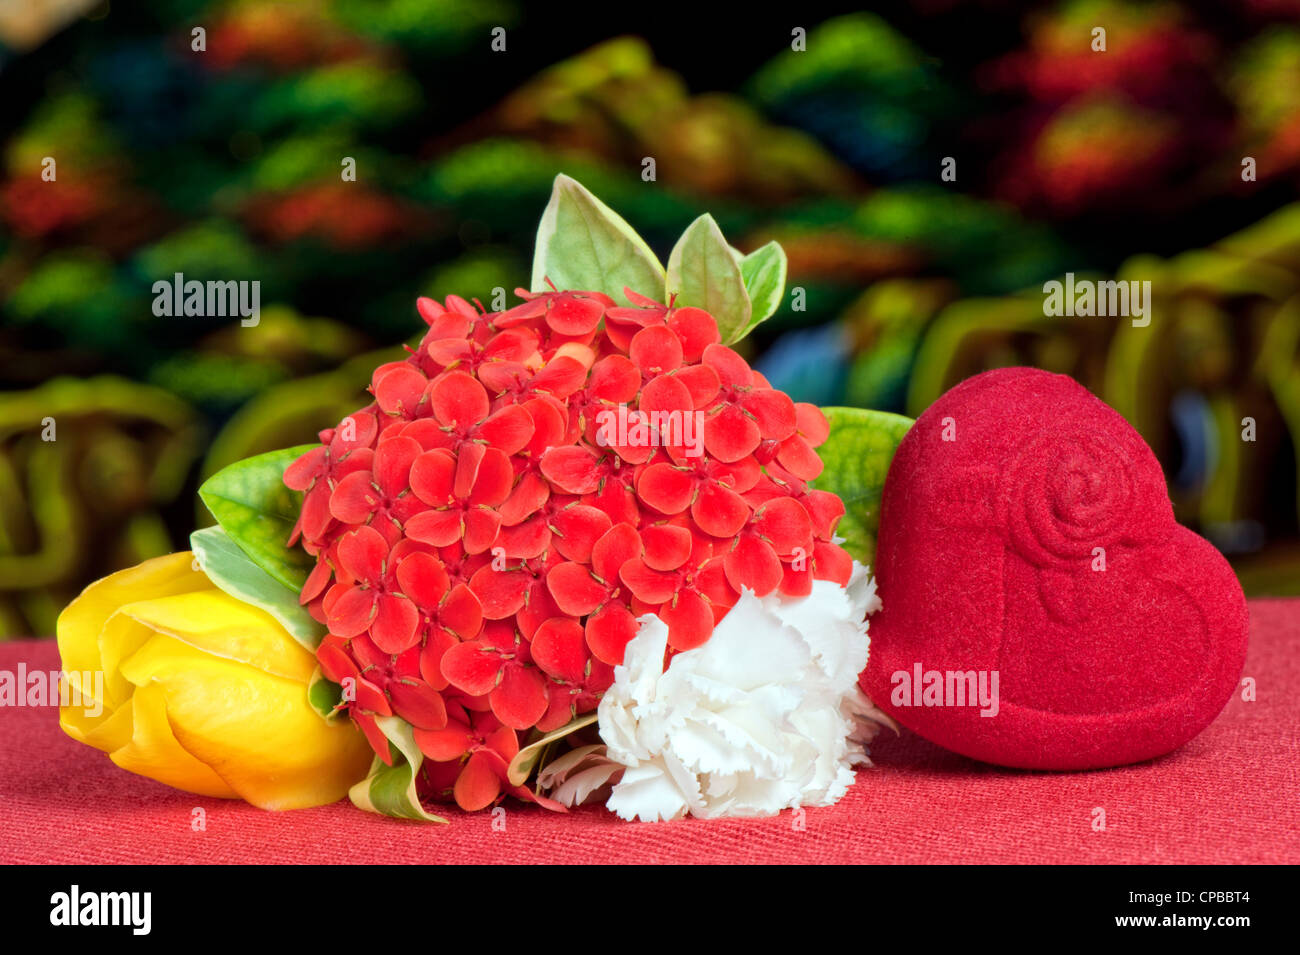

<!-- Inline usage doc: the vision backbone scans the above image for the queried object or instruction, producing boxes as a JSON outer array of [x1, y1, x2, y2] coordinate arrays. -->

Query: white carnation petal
[[597, 695, 649, 765], [770, 580, 868, 687], [689, 591, 813, 690], [672, 711, 786, 776], [606, 761, 690, 823], [617, 614, 670, 700], [596, 560, 881, 822], [846, 562, 882, 618], [703, 772, 799, 818]]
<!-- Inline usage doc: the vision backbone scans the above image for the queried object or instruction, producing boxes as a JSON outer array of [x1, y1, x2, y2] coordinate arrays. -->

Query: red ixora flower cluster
[[284, 285, 850, 811]]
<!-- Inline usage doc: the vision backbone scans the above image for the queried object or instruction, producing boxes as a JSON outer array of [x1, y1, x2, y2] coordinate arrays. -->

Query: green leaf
[[190, 525, 325, 651], [198, 445, 317, 592], [307, 665, 344, 721], [531, 174, 665, 305], [349, 716, 447, 823], [506, 711, 598, 787], [734, 241, 788, 338], [810, 407, 914, 566], [666, 214, 752, 344]]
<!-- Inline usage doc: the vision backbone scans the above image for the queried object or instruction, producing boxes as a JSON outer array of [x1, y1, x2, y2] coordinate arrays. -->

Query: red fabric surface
[[864, 368, 1249, 770], [3, 599, 1297, 865]]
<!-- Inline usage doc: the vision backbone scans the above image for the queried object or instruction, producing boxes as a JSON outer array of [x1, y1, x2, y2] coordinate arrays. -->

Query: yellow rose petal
[[98, 611, 165, 709], [56, 552, 207, 678], [109, 682, 238, 799], [58, 670, 122, 745], [119, 590, 316, 684], [75, 701, 134, 753], [57, 551, 370, 811], [146, 647, 373, 810]]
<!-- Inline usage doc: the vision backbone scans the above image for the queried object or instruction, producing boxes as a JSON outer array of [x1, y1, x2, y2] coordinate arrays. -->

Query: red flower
[[531, 616, 614, 731], [413, 701, 520, 811], [409, 296, 495, 377], [754, 402, 831, 481], [565, 355, 640, 444], [317, 634, 390, 717], [288, 283, 851, 812], [604, 289, 721, 361], [636, 450, 759, 537], [498, 495, 611, 562], [407, 445, 513, 553], [440, 620, 550, 729], [619, 533, 735, 651], [372, 362, 430, 420], [545, 523, 643, 664], [468, 551, 565, 635], [402, 370, 534, 457], [349, 634, 448, 731], [284, 410, 378, 543], [629, 324, 684, 380], [325, 526, 419, 653], [540, 442, 641, 528], [498, 396, 569, 527], [700, 344, 797, 462], [808, 540, 854, 587], [539, 440, 643, 527], [496, 285, 614, 337], [422, 327, 540, 379], [327, 434, 424, 545], [746, 462, 845, 541], [395, 549, 484, 689], [300, 537, 340, 617], [478, 353, 590, 407], [434, 542, 490, 591], [723, 497, 814, 597]]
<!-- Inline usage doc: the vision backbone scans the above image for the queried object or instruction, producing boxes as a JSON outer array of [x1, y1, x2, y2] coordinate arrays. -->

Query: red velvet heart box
[[861, 367, 1249, 770]]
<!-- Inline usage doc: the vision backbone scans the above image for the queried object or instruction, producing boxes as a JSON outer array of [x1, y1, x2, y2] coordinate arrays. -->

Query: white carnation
[[594, 562, 884, 822]]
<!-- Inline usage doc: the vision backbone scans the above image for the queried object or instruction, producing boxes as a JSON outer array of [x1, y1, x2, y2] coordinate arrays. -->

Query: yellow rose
[[57, 552, 373, 810]]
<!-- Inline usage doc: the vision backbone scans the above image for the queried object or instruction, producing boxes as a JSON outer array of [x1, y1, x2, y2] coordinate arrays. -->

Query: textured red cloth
[[863, 368, 1249, 770], [2, 599, 1296, 865]]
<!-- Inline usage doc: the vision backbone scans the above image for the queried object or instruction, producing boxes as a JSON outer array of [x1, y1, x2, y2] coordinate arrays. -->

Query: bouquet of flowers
[[56, 176, 904, 823]]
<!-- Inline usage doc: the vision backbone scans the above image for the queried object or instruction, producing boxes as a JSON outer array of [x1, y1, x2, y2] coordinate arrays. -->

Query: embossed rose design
[[999, 429, 1157, 564]]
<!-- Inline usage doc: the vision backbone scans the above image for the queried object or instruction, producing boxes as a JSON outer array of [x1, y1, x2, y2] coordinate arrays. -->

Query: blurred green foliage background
[[2, 0, 1300, 636]]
